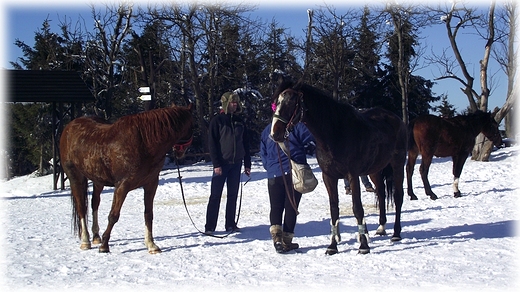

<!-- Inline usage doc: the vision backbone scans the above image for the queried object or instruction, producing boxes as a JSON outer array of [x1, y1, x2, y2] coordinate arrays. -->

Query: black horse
[[406, 111, 502, 200], [270, 80, 407, 255]]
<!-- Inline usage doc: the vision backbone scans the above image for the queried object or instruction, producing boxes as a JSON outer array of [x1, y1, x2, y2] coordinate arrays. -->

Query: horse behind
[[406, 111, 502, 200], [60, 105, 193, 254], [270, 80, 407, 255]]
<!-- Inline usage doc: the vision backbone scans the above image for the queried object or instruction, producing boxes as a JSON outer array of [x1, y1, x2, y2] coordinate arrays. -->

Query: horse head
[[270, 88, 304, 142], [172, 105, 194, 158], [480, 111, 503, 148]]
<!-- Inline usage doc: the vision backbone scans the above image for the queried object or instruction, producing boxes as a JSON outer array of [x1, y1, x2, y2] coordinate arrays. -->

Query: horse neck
[[138, 108, 190, 152], [460, 114, 489, 137], [301, 92, 361, 142]]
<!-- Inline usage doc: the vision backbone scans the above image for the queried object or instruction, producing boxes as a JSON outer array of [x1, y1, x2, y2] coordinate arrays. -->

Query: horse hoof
[[454, 192, 461, 198], [92, 236, 102, 245], [409, 195, 418, 200], [376, 228, 387, 236], [325, 248, 338, 255], [98, 246, 110, 253], [391, 236, 402, 242], [358, 234, 370, 254], [80, 243, 91, 250], [149, 248, 162, 254], [429, 194, 438, 200]]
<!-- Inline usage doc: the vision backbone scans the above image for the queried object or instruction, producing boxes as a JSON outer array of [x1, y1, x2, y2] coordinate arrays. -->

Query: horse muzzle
[[270, 120, 288, 142]]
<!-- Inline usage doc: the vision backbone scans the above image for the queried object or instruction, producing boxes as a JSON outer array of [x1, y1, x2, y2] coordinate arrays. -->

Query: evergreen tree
[[433, 94, 457, 118], [349, 6, 385, 109]]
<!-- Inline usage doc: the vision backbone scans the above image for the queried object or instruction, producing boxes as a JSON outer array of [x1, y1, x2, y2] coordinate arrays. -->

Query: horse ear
[[293, 78, 304, 90], [187, 103, 194, 112]]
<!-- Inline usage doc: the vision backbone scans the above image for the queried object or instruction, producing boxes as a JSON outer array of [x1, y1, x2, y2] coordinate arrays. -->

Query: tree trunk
[[471, 134, 493, 161]]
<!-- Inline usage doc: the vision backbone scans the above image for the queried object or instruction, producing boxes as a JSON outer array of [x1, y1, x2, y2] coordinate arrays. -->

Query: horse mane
[[449, 110, 488, 126], [114, 106, 191, 149]]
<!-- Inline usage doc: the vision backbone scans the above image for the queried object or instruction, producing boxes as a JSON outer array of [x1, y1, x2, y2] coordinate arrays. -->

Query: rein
[[276, 140, 300, 215], [175, 157, 250, 239]]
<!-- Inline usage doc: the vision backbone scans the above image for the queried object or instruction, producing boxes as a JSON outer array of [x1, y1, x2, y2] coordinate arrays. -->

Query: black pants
[[268, 174, 302, 233], [205, 163, 242, 232]]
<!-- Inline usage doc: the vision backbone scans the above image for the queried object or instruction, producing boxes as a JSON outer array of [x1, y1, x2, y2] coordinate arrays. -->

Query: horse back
[[344, 108, 406, 175], [411, 115, 473, 157], [60, 116, 153, 187]]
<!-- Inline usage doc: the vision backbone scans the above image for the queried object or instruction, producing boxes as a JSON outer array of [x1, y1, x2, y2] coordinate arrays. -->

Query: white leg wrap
[[453, 177, 460, 194], [330, 219, 341, 243], [357, 219, 371, 243]]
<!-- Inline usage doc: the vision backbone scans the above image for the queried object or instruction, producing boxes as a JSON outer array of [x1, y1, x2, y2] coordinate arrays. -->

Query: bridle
[[272, 89, 305, 139]]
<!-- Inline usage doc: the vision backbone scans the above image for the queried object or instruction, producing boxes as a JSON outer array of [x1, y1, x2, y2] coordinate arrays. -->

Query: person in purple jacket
[[260, 104, 315, 253]]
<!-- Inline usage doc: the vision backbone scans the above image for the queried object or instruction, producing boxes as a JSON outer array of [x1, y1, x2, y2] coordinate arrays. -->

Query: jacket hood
[[221, 92, 242, 114]]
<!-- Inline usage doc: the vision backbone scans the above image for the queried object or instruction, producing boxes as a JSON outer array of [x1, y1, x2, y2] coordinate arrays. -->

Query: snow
[[1, 146, 519, 292]]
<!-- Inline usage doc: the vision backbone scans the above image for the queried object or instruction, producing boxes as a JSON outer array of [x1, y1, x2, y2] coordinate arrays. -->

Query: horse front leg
[[351, 178, 370, 254], [143, 179, 161, 254], [452, 154, 468, 198], [99, 187, 129, 253], [419, 154, 438, 200], [91, 184, 103, 245], [323, 175, 340, 255]]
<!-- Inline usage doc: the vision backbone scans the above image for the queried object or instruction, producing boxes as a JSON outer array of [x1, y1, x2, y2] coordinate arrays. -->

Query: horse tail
[[70, 182, 89, 239], [407, 119, 417, 152], [373, 164, 394, 209], [382, 164, 394, 208]]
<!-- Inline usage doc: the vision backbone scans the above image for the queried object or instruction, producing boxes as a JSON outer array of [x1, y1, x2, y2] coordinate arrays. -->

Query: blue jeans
[[205, 163, 242, 232], [344, 176, 372, 189]]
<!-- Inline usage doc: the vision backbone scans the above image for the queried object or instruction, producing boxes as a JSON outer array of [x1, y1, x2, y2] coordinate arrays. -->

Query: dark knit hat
[[221, 92, 242, 114]]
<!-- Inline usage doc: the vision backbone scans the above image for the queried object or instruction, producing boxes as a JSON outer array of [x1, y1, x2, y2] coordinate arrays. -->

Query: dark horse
[[406, 111, 502, 200], [60, 105, 193, 254], [270, 80, 407, 255]]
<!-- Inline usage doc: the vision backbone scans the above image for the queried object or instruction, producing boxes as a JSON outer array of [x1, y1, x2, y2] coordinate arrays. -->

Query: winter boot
[[269, 225, 284, 253], [282, 232, 299, 252]]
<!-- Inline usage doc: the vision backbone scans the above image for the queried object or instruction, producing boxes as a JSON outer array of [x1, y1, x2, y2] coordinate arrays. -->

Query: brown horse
[[406, 111, 502, 200], [60, 105, 193, 254], [270, 79, 407, 255]]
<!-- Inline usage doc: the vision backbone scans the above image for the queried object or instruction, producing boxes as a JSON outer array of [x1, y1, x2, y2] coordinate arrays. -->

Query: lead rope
[[276, 141, 300, 215], [175, 157, 250, 239]]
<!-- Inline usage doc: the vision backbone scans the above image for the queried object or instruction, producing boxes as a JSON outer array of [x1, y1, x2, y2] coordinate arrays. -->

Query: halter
[[173, 135, 193, 154], [273, 89, 305, 139]]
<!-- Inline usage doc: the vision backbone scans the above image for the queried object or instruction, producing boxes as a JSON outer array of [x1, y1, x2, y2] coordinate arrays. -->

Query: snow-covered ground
[[1, 146, 519, 291]]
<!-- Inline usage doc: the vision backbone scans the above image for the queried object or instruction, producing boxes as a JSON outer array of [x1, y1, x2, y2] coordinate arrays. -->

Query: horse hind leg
[[419, 155, 438, 200], [370, 172, 387, 236], [143, 180, 161, 254], [69, 174, 91, 250], [406, 148, 419, 200], [91, 184, 103, 245]]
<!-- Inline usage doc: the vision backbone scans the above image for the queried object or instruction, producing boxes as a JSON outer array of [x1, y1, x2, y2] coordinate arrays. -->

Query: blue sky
[[1, 1, 508, 114]]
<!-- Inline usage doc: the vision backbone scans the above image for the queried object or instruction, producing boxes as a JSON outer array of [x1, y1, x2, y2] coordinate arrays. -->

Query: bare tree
[[428, 1, 513, 161], [382, 2, 429, 124], [85, 3, 133, 119], [311, 5, 359, 101], [493, 1, 517, 138]]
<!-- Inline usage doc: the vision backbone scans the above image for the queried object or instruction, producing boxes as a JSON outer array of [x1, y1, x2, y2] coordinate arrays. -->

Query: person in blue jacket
[[205, 92, 251, 235], [260, 109, 315, 253]]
